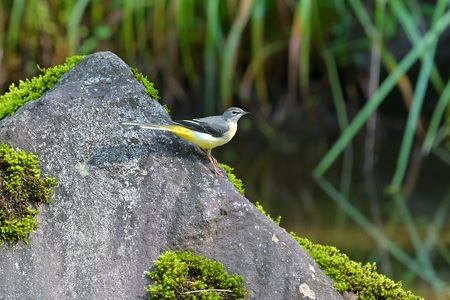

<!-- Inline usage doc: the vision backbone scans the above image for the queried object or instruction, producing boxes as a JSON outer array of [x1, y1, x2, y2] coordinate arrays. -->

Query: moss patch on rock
[[221, 162, 422, 300], [0, 55, 162, 120], [253, 199, 423, 299], [254, 201, 282, 226], [293, 234, 423, 300], [130, 67, 160, 100], [0, 144, 56, 245], [220, 163, 245, 195], [0, 55, 85, 120], [146, 250, 247, 299]]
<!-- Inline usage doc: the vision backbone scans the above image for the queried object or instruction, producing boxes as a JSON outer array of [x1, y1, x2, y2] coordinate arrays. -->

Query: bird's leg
[[204, 149, 224, 177]]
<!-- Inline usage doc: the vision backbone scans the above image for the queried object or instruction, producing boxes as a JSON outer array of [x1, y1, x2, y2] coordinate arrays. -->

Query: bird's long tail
[[121, 122, 171, 131], [121, 122, 193, 141]]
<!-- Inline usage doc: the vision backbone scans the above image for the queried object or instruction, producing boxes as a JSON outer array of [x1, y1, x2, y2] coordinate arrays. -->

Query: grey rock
[[0, 52, 343, 300]]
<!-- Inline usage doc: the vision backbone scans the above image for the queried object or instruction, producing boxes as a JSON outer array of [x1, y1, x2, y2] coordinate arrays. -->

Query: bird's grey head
[[222, 107, 251, 122]]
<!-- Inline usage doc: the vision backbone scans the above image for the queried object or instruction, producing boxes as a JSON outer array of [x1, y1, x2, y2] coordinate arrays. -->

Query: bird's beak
[[243, 111, 251, 115]]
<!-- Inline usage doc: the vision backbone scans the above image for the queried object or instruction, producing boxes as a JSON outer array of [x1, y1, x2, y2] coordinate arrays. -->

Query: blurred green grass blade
[[121, 0, 135, 62], [314, 9, 450, 178], [315, 177, 443, 283], [422, 80, 450, 155], [67, 0, 90, 55], [424, 187, 450, 254], [322, 49, 352, 197], [240, 41, 285, 111], [151, 0, 167, 56], [380, 48, 414, 110], [392, 194, 438, 280], [313, 2, 352, 197], [389, 43, 436, 192], [433, 122, 450, 146], [175, 0, 198, 88], [390, 0, 445, 95], [389, 1, 447, 192], [89, 0, 104, 26], [432, 146, 450, 165], [79, 25, 112, 54], [287, 6, 300, 97], [249, 0, 268, 110], [298, 0, 311, 95], [348, 0, 375, 38], [421, 0, 450, 154], [429, 0, 448, 27], [5, 0, 26, 52], [220, 0, 253, 109], [436, 238, 450, 266], [322, 49, 348, 130], [361, 0, 385, 176], [204, 0, 222, 115], [134, 2, 148, 53]]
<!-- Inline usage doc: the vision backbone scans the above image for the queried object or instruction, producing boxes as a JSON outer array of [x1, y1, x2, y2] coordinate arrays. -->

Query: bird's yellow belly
[[190, 132, 230, 149], [166, 124, 237, 150]]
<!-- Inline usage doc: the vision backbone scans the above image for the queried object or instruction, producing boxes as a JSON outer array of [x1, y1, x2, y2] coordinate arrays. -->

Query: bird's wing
[[172, 117, 228, 138]]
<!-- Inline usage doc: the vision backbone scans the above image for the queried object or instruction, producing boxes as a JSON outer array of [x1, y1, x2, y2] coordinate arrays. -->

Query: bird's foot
[[208, 155, 224, 178]]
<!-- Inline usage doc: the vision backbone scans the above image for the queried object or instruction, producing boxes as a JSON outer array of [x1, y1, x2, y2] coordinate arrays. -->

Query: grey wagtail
[[122, 107, 250, 176]]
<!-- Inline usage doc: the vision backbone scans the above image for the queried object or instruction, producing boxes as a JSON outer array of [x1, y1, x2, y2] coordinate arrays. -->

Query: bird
[[122, 107, 250, 176]]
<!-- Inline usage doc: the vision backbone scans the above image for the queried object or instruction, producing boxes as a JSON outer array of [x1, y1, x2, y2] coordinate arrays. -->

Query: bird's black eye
[[232, 110, 239, 115]]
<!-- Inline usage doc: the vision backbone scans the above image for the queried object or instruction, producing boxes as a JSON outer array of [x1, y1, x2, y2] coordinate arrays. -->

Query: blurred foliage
[[0, 0, 435, 114], [1, 0, 450, 299]]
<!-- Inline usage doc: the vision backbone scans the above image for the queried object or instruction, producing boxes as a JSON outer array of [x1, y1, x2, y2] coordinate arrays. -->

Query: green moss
[[253, 201, 422, 300], [0, 55, 85, 120], [293, 234, 423, 300], [253, 201, 282, 226], [0, 144, 56, 246], [219, 163, 245, 195], [131, 67, 160, 100], [146, 250, 247, 299], [161, 104, 172, 116], [0, 55, 162, 121], [130, 67, 169, 114]]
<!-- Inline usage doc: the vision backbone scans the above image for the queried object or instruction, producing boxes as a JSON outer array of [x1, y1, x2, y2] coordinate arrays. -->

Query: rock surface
[[0, 52, 343, 300]]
